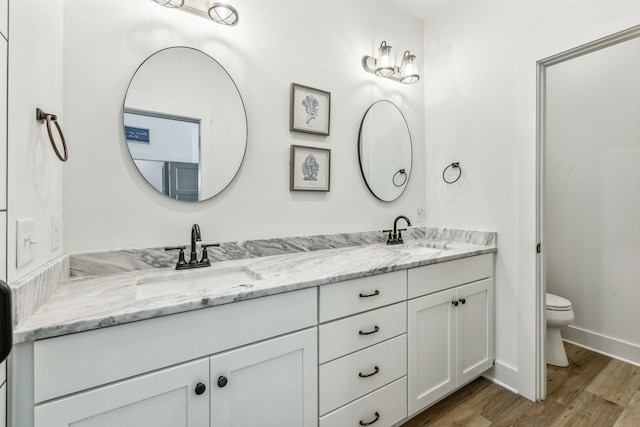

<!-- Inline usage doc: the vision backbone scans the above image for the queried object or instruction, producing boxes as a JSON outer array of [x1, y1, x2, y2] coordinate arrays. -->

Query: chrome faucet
[[165, 224, 219, 270], [383, 215, 412, 245]]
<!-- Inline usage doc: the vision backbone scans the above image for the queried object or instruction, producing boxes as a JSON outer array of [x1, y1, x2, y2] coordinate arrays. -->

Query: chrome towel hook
[[36, 108, 68, 162]]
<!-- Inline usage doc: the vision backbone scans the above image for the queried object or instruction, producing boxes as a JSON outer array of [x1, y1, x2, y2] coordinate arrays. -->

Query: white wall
[[125, 113, 199, 164], [409, 0, 640, 397], [545, 36, 640, 364], [61, 0, 425, 252], [7, 0, 64, 282]]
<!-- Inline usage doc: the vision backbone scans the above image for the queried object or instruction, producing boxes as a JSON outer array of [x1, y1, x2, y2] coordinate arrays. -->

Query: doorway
[[124, 109, 202, 201], [537, 25, 640, 398]]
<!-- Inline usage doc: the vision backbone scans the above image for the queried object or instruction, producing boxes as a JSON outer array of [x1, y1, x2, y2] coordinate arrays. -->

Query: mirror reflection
[[358, 100, 412, 202], [123, 47, 247, 202]]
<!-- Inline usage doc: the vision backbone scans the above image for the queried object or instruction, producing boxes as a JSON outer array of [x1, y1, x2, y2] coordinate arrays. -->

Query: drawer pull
[[359, 290, 380, 298], [359, 411, 380, 426], [459, 298, 466, 304], [359, 326, 380, 336], [452, 300, 459, 307], [358, 366, 380, 378]]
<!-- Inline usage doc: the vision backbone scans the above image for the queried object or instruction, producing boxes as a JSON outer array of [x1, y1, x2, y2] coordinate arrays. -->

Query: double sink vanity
[[8, 227, 496, 427]]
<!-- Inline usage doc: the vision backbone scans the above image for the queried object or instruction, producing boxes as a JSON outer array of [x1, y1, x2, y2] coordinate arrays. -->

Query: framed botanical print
[[289, 83, 331, 136], [290, 145, 331, 192]]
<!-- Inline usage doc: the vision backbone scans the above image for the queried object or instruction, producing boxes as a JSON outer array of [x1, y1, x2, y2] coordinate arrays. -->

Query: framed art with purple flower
[[290, 145, 331, 191], [289, 83, 331, 136]]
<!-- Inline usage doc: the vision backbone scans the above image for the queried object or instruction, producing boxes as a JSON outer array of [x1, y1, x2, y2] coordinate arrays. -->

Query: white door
[[34, 358, 209, 427], [210, 328, 317, 427], [407, 288, 456, 416], [456, 278, 494, 385]]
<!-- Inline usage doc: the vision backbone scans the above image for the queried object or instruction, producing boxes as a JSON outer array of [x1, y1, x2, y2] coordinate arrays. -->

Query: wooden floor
[[401, 342, 640, 426]]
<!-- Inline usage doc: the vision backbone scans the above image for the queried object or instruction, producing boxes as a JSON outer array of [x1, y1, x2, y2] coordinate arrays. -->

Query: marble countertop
[[13, 236, 496, 343]]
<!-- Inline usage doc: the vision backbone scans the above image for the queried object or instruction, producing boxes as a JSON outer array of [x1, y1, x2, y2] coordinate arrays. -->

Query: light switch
[[16, 219, 36, 268]]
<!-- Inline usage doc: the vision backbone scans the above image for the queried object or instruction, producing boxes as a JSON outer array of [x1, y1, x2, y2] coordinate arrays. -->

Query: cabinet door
[[456, 278, 494, 385], [0, 382, 5, 427], [34, 358, 209, 427], [210, 328, 317, 427], [407, 288, 457, 416]]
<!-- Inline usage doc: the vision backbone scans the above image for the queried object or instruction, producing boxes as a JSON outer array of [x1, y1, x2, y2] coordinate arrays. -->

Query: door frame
[[535, 24, 640, 400]]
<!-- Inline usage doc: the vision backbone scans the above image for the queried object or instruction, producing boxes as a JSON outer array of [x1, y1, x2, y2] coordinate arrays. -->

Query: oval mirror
[[123, 47, 247, 202], [358, 100, 412, 202]]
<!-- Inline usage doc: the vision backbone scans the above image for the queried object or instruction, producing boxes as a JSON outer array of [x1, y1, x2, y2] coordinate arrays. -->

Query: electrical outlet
[[52, 215, 62, 251], [16, 219, 36, 268], [416, 206, 425, 223]]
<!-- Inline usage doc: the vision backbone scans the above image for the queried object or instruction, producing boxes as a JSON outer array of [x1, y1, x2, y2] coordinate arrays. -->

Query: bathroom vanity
[[8, 230, 496, 427]]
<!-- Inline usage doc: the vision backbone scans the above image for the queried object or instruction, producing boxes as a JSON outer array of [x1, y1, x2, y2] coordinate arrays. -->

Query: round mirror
[[123, 47, 247, 202], [358, 100, 412, 202]]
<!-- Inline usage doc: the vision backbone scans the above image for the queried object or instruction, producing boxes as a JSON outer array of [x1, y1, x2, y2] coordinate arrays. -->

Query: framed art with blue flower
[[290, 145, 331, 191], [289, 83, 331, 136]]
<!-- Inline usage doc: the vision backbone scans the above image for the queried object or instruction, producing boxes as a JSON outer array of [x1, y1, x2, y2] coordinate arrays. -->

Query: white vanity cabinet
[[407, 254, 494, 416], [10, 250, 497, 427], [318, 271, 408, 427], [33, 328, 318, 427], [16, 288, 318, 427]]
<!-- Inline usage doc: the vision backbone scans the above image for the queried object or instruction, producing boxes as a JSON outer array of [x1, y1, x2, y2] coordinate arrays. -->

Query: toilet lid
[[546, 293, 572, 310]]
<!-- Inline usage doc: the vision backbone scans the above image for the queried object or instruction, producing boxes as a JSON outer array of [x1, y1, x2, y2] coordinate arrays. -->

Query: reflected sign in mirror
[[358, 100, 412, 202], [123, 47, 247, 202]]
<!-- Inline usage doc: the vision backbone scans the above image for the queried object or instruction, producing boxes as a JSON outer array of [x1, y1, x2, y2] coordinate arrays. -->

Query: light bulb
[[400, 51, 419, 84], [375, 41, 395, 78]]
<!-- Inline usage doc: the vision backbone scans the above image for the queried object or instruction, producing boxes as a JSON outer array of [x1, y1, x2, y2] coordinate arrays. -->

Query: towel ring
[[392, 169, 407, 187], [442, 162, 461, 184], [36, 108, 68, 162]]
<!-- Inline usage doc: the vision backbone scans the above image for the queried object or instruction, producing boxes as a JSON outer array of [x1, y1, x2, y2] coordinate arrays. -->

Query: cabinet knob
[[359, 411, 380, 426], [452, 300, 459, 307], [217, 376, 228, 388], [459, 298, 466, 304], [195, 382, 206, 395]]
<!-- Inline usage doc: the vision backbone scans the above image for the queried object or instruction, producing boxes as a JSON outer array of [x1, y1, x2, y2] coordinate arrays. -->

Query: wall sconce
[[362, 41, 420, 84], [151, 0, 239, 26]]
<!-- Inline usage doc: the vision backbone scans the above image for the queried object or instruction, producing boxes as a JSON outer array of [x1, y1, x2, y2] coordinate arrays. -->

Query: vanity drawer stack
[[318, 270, 408, 427]]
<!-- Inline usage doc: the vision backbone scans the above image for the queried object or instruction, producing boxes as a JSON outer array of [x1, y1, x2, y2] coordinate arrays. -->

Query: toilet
[[546, 293, 574, 367]]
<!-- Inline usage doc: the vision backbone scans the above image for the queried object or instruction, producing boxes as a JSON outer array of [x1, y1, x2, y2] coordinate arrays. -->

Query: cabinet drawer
[[408, 253, 493, 299], [319, 302, 406, 364], [320, 377, 407, 427], [319, 270, 406, 322], [319, 335, 407, 416]]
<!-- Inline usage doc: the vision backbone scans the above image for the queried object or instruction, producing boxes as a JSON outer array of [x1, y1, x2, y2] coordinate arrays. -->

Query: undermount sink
[[391, 240, 452, 256], [135, 266, 262, 299]]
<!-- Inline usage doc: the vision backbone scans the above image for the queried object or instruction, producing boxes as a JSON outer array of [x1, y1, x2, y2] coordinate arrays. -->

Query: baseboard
[[563, 325, 640, 367], [483, 360, 519, 394]]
